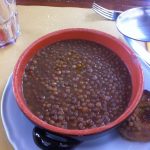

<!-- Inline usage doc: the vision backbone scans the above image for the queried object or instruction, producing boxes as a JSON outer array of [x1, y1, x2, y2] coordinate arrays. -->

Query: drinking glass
[[0, 0, 20, 47]]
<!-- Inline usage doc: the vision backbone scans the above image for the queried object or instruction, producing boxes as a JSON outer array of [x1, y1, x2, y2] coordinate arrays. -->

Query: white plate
[[1, 60, 150, 150]]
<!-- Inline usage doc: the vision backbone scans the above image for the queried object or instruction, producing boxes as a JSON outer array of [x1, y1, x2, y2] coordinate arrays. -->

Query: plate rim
[[1, 73, 18, 150]]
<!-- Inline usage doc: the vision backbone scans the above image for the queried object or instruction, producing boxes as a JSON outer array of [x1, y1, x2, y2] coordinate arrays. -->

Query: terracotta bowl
[[13, 28, 143, 136]]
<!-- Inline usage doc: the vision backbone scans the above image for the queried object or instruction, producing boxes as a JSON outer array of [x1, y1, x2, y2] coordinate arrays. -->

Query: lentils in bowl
[[23, 39, 132, 130], [13, 28, 143, 136]]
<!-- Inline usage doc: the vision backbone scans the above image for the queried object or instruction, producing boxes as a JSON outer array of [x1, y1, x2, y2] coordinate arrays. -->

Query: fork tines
[[92, 2, 114, 20]]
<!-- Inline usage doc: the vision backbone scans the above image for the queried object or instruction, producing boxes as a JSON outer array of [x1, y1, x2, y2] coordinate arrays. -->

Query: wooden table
[[17, 0, 150, 10], [0, 1, 149, 149]]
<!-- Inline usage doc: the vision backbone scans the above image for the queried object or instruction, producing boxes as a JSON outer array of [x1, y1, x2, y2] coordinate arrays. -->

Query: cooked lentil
[[22, 39, 132, 130]]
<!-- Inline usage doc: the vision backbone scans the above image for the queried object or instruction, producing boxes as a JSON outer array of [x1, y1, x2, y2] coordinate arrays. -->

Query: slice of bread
[[118, 90, 150, 141]]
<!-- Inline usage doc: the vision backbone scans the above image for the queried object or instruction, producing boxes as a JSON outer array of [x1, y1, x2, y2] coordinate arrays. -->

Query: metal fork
[[92, 2, 122, 21]]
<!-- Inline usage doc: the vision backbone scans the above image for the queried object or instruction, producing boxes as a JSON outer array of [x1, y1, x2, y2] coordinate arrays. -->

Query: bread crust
[[118, 90, 150, 141]]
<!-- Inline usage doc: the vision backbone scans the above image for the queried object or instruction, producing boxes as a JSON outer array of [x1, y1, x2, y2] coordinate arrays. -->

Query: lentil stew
[[22, 39, 132, 130]]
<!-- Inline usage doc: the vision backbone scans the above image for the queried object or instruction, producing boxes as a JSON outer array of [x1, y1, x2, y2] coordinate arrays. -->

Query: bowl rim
[[13, 28, 144, 136]]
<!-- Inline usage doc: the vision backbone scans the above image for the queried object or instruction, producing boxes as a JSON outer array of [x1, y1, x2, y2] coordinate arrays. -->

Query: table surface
[[0, 2, 149, 149]]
